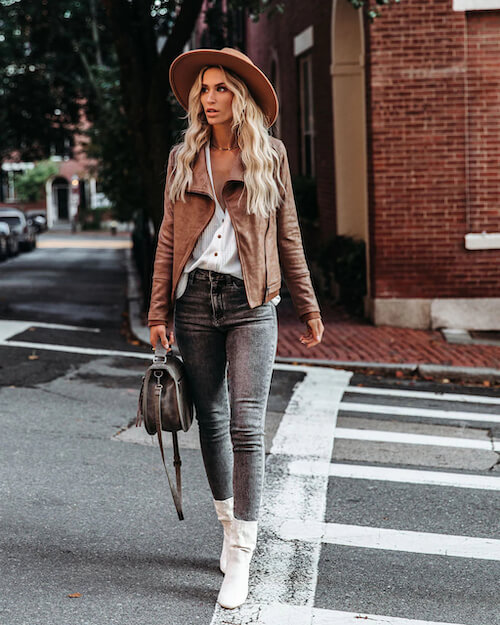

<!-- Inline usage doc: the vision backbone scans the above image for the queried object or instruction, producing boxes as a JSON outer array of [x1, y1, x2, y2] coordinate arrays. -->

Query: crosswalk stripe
[[280, 520, 500, 561], [311, 608, 468, 625], [339, 401, 500, 424], [334, 427, 499, 451], [346, 385, 500, 406], [256, 604, 470, 625], [289, 460, 500, 490]]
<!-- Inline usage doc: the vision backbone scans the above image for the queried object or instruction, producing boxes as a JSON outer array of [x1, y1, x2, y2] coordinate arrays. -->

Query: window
[[298, 54, 315, 177]]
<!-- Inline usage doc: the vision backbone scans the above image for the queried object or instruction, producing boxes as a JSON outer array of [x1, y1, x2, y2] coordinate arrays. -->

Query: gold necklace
[[210, 141, 239, 151]]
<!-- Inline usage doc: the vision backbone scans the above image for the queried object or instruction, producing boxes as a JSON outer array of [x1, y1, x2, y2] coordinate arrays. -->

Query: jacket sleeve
[[147, 147, 177, 328], [276, 141, 321, 323]]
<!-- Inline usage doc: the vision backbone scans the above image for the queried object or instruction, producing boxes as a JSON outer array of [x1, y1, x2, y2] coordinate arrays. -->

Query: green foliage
[[80, 206, 108, 231], [83, 65, 145, 223], [318, 235, 367, 315], [0, 0, 115, 161], [15, 160, 58, 202], [347, 0, 401, 21]]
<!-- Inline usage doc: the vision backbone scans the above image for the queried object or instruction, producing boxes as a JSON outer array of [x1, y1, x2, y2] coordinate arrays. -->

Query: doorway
[[52, 177, 69, 221]]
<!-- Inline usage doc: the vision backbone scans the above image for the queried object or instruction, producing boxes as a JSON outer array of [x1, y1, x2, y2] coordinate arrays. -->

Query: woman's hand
[[299, 318, 324, 349], [150, 324, 175, 352]]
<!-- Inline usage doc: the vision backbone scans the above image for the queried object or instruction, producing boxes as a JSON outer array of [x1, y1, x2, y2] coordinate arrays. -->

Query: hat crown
[[218, 47, 255, 68]]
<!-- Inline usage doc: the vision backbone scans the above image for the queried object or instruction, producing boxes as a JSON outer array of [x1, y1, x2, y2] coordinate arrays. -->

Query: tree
[[1, 0, 399, 225], [15, 160, 58, 202]]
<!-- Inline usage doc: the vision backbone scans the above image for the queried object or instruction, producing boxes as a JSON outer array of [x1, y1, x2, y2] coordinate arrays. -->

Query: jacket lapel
[[187, 141, 245, 199]]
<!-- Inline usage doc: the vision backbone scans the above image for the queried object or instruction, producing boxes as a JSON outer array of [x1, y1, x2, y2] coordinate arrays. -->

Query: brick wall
[[466, 10, 500, 233], [368, 0, 500, 299]]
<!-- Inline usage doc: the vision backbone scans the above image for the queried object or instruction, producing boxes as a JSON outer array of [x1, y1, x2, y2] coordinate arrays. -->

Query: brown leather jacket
[[147, 136, 321, 327]]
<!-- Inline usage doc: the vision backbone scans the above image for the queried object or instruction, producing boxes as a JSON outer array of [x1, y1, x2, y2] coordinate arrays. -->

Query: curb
[[124, 249, 500, 384], [275, 356, 500, 384], [125, 248, 181, 356]]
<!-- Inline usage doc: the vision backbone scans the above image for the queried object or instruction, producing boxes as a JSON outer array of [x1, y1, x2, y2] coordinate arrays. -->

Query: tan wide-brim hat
[[169, 47, 279, 128]]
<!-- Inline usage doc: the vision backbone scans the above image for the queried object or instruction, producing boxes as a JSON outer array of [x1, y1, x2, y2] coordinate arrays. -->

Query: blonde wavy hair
[[167, 64, 285, 218]]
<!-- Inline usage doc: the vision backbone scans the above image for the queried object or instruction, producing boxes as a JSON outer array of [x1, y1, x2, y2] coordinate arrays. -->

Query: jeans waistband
[[190, 268, 244, 287]]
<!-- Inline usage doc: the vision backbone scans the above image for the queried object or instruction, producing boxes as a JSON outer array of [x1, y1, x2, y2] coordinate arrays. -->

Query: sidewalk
[[276, 297, 500, 382], [124, 248, 500, 384]]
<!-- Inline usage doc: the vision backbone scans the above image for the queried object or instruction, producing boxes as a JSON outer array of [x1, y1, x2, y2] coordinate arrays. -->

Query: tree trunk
[[101, 0, 203, 230]]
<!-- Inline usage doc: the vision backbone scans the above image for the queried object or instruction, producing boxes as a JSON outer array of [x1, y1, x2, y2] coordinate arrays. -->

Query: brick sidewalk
[[276, 298, 500, 369]]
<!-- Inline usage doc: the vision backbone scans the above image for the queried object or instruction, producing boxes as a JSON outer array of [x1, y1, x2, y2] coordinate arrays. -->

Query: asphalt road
[[1, 231, 499, 625]]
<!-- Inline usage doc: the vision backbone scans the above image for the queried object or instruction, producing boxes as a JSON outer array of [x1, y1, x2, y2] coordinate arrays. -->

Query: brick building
[[189, 0, 500, 330]]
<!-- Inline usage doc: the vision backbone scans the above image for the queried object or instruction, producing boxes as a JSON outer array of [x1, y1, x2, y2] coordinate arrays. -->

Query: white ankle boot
[[213, 497, 234, 574], [217, 518, 258, 610]]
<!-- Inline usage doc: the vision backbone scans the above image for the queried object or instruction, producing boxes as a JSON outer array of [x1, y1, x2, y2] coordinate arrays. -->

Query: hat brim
[[169, 49, 279, 128]]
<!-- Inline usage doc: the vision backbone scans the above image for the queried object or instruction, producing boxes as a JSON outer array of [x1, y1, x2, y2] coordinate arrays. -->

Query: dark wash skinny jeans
[[174, 268, 277, 521]]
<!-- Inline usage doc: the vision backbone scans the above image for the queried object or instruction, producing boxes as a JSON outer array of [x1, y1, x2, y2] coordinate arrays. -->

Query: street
[[0, 232, 499, 625]]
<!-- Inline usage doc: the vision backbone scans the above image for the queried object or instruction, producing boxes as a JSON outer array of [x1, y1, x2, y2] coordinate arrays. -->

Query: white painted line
[[0, 339, 151, 360], [0, 319, 101, 341], [37, 239, 132, 249], [339, 402, 500, 424], [290, 460, 500, 491], [210, 367, 353, 625], [334, 427, 499, 451], [310, 608, 467, 625], [30, 321, 101, 332], [346, 385, 500, 406], [257, 604, 470, 625], [0, 339, 345, 373], [270, 368, 352, 459], [280, 520, 500, 561]]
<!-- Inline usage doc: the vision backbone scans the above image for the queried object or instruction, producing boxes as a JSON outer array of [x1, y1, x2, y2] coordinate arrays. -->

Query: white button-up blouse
[[175, 142, 280, 306]]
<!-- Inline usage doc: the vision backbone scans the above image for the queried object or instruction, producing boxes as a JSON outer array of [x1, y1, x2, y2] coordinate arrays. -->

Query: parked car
[[0, 222, 8, 260], [0, 206, 37, 251], [25, 210, 48, 233], [0, 221, 19, 258]]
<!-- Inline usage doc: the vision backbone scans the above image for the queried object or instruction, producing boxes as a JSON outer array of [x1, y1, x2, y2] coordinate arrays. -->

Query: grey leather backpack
[[136, 339, 194, 520]]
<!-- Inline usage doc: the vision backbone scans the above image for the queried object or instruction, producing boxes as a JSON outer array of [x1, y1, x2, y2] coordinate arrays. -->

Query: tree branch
[[158, 0, 204, 75]]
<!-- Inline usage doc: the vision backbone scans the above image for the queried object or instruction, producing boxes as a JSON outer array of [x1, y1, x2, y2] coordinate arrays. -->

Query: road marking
[[210, 367, 353, 625], [0, 339, 342, 373], [334, 427, 499, 451], [346, 385, 500, 406], [37, 239, 132, 249], [256, 604, 470, 625], [339, 402, 500, 424], [279, 520, 500, 561], [290, 461, 500, 491], [0, 319, 101, 341], [0, 339, 151, 360]]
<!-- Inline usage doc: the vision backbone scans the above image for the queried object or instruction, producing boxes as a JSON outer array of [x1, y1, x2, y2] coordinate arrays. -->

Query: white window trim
[[453, 0, 500, 10], [464, 232, 500, 250]]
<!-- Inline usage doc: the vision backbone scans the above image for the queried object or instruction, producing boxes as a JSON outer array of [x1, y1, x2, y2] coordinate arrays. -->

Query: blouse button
[[214, 252, 218, 256], [217, 234, 222, 239]]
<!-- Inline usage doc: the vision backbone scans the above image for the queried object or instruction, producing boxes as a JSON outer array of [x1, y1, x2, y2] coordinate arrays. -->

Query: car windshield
[[0, 216, 21, 226]]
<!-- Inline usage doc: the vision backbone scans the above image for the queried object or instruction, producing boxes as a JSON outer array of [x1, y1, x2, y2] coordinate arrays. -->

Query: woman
[[148, 47, 324, 609]]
